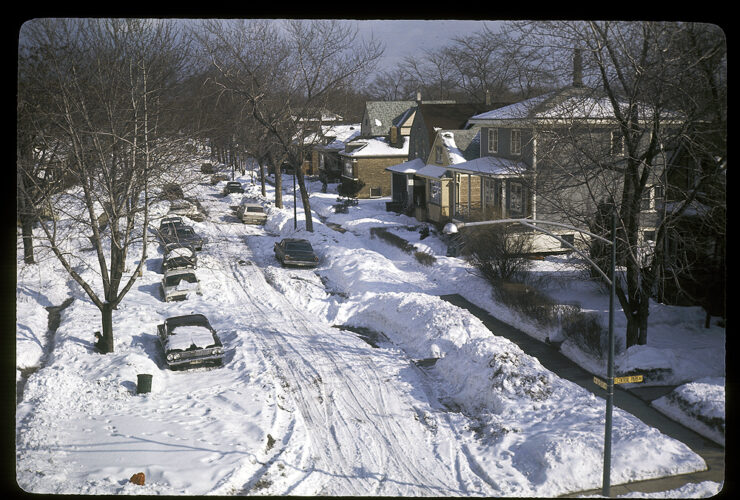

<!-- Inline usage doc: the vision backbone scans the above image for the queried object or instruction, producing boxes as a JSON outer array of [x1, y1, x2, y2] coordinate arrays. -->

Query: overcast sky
[[352, 19, 500, 71]]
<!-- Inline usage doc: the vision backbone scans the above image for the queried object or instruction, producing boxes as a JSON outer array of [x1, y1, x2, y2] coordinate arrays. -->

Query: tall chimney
[[416, 90, 422, 103], [485, 89, 491, 106], [573, 48, 583, 87]]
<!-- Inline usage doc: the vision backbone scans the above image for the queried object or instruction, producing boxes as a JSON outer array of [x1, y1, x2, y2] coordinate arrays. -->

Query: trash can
[[136, 374, 153, 395]]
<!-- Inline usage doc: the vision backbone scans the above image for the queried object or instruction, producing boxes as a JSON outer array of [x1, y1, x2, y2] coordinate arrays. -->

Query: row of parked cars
[[155, 177, 319, 371]]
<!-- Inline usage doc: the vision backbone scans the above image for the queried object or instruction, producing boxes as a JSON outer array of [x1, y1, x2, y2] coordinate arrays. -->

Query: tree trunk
[[100, 302, 114, 354], [269, 151, 283, 209], [294, 165, 313, 232], [20, 214, 35, 264]]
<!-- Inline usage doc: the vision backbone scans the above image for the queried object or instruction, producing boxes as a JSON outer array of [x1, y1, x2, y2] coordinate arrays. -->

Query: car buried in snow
[[168, 199, 204, 221], [159, 215, 185, 231], [161, 268, 202, 302], [274, 238, 319, 268], [236, 202, 267, 225], [157, 314, 224, 369], [161, 244, 197, 272], [159, 224, 206, 251]]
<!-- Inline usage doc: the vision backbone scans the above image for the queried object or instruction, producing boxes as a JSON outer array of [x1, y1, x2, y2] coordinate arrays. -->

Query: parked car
[[274, 238, 319, 268], [157, 314, 224, 369], [169, 199, 204, 221], [161, 268, 202, 302], [159, 224, 206, 251], [200, 162, 215, 174], [161, 244, 197, 272], [222, 181, 244, 195], [236, 202, 267, 225], [159, 215, 185, 231]]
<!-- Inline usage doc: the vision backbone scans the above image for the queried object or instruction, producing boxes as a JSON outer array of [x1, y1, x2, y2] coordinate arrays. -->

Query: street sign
[[614, 374, 644, 384], [594, 374, 643, 389]]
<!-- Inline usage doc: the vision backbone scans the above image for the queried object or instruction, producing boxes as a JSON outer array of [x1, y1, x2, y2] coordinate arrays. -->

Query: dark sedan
[[274, 238, 319, 268], [157, 314, 223, 369], [159, 224, 206, 251], [222, 181, 244, 195]]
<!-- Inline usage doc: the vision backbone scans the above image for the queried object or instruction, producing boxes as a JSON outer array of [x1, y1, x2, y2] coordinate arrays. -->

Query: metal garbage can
[[136, 374, 153, 394]]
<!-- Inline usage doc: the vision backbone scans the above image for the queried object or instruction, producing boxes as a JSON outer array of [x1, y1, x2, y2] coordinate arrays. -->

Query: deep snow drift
[[16, 159, 724, 496]]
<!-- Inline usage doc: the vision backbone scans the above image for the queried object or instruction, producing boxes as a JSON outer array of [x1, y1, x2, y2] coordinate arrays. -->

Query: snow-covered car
[[168, 199, 204, 221], [159, 215, 185, 231], [222, 181, 244, 195], [236, 202, 267, 225], [161, 244, 197, 272], [161, 268, 202, 302], [159, 224, 206, 251], [157, 314, 224, 369], [274, 238, 319, 268]]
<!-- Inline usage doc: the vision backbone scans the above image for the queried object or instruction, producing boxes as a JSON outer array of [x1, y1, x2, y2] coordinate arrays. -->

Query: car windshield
[[246, 206, 264, 213], [177, 228, 195, 237], [165, 256, 193, 268], [285, 241, 313, 252], [165, 273, 197, 286]]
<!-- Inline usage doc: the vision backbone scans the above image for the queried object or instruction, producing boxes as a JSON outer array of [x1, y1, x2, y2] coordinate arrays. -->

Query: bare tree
[[193, 19, 383, 230], [18, 18, 190, 353], [508, 21, 726, 346]]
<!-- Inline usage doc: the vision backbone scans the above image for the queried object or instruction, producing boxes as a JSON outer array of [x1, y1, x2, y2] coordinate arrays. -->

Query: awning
[[445, 156, 527, 177], [385, 157, 426, 175]]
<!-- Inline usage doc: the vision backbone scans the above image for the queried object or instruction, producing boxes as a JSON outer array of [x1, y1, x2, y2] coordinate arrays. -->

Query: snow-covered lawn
[[16, 160, 724, 496]]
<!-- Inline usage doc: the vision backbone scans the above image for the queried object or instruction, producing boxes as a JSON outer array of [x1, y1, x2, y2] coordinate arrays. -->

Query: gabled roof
[[364, 101, 417, 136], [437, 129, 481, 164], [363, 100, 456, 137], [416, 102, 511, 140]]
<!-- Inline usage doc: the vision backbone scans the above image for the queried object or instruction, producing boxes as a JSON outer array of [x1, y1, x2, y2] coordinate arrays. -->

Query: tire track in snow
[[227, 253, 468, 496]]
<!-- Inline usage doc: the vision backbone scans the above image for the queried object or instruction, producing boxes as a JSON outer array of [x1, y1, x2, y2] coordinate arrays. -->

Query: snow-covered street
[[15, 160, 723, 496]]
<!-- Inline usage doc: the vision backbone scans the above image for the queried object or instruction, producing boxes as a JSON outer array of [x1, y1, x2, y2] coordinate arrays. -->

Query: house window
[[560, 234, 575, 248], [342, 159, 355, 179], [483, 178, 498, 210], [370, 187, 382, 198], [509, 181, 524, 215], [641, 185, 664, 211], [487, 128, 498, 154], [435, 145, 443, 164], [610, 130, 625, 155], [511, 129, 521, 155], [430, 180, 442, 204]]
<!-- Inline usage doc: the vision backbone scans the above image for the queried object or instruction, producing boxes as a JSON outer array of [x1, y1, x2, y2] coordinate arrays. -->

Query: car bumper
[[165, 352, 223, 368]]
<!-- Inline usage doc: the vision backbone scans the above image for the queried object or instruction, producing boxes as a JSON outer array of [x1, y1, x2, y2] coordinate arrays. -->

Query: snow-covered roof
[[339, 136, 409, 158], [468, 86, 684, 126], [386, 157, 426, 174], [415, 164, 450, 180], [445, 156, 527, 177]]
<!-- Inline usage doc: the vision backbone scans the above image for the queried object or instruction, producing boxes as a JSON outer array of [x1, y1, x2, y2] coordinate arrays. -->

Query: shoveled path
[[439, 294, 725, 497]]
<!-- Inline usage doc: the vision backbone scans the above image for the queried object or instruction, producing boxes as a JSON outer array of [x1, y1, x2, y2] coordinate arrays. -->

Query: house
[[407, 95, 513, 162], [442, 56, 677, 254], [339, 97, 454, 199], [310, 123, 361, 182]]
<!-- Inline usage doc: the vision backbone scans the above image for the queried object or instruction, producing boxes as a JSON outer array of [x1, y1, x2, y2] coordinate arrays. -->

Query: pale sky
[[352, 19, 501, 71]]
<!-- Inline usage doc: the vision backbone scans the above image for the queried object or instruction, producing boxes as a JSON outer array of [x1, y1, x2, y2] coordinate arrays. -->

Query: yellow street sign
[[594, 374, 643, 390]]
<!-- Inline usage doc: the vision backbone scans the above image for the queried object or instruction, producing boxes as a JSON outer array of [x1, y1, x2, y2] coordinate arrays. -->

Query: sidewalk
[[439, 294, 725, 497]]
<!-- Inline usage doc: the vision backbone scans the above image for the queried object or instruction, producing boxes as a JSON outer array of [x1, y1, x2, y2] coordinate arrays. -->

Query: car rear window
[[286, 242, 312, 252], [246, 206, 264, 213]]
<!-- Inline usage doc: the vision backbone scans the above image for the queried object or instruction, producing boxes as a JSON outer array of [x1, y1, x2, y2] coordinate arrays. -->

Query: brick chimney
[[573, 48, 583, 87]]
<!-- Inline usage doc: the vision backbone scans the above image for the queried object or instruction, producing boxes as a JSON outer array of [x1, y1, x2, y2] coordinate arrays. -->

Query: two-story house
[[385, 97, 511, 215], [339, 97, 453, 199], [447, 76, 672, 254]]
